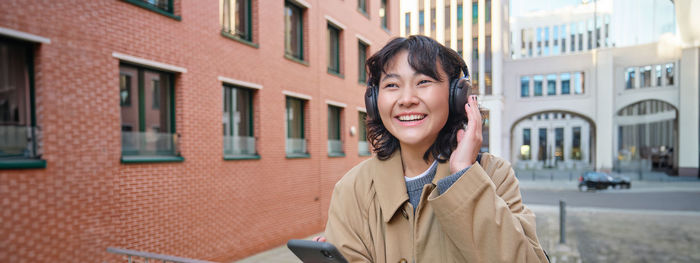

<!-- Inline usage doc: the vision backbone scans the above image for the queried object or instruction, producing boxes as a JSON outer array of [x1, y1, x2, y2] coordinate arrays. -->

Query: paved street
[[522, 189, 700, 211]]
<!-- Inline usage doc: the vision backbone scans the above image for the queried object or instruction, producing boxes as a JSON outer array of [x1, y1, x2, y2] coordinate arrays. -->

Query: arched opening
[[510, 111, 596, 171], [614, 100, 678, 175]]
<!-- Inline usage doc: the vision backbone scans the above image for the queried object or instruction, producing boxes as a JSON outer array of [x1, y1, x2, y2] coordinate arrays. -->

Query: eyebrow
[[380, 72, 427, 82], [381, 73, 400, 82]]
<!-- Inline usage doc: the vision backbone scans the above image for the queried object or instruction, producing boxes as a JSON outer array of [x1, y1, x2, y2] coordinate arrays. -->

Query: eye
[[417, 79, 432, 85], [382, 83, 399, 89]]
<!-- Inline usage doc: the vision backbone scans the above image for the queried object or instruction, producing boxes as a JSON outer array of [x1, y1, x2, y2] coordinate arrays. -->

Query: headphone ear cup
[[450, 78, 471, 117], [364, 85, 380, 121]]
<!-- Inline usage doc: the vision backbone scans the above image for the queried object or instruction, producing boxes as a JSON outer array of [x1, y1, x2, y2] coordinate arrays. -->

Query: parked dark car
[[578, 172, 631, 191]]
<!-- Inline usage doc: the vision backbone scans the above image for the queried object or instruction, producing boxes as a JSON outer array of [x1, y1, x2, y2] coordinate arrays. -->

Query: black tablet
[[287, 239, 348, 263]]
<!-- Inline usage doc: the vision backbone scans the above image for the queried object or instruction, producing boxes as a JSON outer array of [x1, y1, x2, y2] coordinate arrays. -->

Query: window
[[665, 63, 674, 85], [457, 4, 463, 27], [220, 0, 252, 42], [561, 24, 566, 53], [481, 110, 489, 152], [572, 127, 582, 160], [538, 128, 547, 161], [625, 68, 635, 89], [555, 127, 564, 161], [472, 2, 478, 25], [430, 8, 436, 36], [419, 10, 425, 34], [485, 0, 491, 23], [655, 65, 662, 86], [533, 75, 543, 96], [445, 6, 451, 28], [286, 97, 307, 157], [328, 106, 343, 156], [587, 19, 593, 50], [358, 112, 370, 156], [570, 23, 576, 52], [223, 85, 256, 158], [327, 23, 341, 75], [405, 12, 411, 35], [536, 27, 542, 56], [380, 0, 388, 29], [640, 66, 652, 88], [547, 74, 556, 95], [574, 72, 584, 94], [552, 26, 559, 55], [284, 1, 304, 61], [471, 37, 478, 87], [125, 0, 177, 18], [0, 38, 44, 168], [578, 21, 584, 51], [358, 0, 367, 14], [520, 128, 531, 160], [543, 27, 549, 55], [358, 41, 368, 83], [560, 73, 571, 94], [120, 64, 178, 159], [520, 76, 530, 97]]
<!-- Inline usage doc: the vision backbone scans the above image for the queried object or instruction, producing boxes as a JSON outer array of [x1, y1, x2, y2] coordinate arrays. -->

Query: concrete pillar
[[595, 49, 615, 171], [678, 47, 699, 176]]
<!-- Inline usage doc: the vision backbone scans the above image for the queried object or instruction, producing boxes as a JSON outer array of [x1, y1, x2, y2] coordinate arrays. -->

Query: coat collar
[[373, 150, 452, 222]]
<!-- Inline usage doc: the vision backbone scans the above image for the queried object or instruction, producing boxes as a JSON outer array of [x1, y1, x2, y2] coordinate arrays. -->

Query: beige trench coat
[[324, 151, 548, 263]]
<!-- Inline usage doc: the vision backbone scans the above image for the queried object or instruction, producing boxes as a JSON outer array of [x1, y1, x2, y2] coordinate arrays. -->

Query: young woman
[[323, 36, 548, 262]]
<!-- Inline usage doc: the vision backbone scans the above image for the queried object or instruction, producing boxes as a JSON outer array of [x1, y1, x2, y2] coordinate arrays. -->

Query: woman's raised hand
[[449, 95, 482, 174]]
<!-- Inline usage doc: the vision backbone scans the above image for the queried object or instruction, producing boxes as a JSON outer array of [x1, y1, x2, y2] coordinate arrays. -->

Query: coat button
[[398, 258, 408, 263], [400, 208, 408, 219]]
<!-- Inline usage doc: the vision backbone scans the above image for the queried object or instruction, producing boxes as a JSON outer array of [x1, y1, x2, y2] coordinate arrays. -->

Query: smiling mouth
[[396, 114, 427, 122]]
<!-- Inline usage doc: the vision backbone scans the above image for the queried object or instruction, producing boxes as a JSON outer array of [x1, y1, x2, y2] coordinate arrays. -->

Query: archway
[[614, 99, 678, 174], [510, 111, 596, 171]]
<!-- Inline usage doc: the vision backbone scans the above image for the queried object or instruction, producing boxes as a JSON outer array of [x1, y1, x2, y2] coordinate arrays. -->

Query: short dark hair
[[365, 35, 469, 162]]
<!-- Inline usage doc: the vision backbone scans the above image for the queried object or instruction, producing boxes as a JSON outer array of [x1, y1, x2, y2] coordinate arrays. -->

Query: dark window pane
[[358, 42, 368, 83], [285, 2, 304, 60], [328, 25, 340, 74]]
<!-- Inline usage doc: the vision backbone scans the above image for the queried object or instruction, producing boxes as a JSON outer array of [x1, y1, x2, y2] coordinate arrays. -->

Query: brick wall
[[0, 0, 398, 262]]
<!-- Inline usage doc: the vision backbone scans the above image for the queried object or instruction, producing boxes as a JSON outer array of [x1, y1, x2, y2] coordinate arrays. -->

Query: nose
[[397, 86, 419, 108]]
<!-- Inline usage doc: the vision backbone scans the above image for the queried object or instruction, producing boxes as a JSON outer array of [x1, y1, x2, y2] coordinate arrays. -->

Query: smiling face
[[377, 50, 450, 150]]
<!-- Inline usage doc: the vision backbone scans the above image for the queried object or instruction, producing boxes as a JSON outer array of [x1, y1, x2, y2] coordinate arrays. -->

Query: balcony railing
[[223, 135, 256, 157], [0, 125, 41, 158], [107, 247, 217, 263], [286, 137, 307, 155], [328, 139, 343, 155], [122, 131, 179, 156]]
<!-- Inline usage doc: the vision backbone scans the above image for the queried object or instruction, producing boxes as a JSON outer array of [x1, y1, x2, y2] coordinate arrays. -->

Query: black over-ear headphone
[[364, 66, 471, 121]]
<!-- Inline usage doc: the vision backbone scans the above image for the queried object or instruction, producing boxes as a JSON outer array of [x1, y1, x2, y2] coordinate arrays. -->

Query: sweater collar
[[374, 150, 451, 222]]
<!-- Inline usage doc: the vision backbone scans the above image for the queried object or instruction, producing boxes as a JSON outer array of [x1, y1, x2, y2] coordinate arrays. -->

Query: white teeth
[[398, 114, 426, 121]]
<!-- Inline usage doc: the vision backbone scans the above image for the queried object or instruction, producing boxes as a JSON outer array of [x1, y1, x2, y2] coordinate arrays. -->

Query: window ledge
[[359, 153, 372, 157], [286, 153, 311, 159], [284, 54, 309, 66], [358, 80, 367, 86], [121, 155, 185, 164], [121, 0, 181, 21], [0, 158, 47, 169], [224, 154, 261, 160], [327, 69, 345, 79], [328, 152, 346, 158], [221, 31, 259, 48]]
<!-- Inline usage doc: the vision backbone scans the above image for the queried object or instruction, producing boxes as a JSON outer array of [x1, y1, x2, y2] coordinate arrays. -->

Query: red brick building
[[0, 0, 398, 261]]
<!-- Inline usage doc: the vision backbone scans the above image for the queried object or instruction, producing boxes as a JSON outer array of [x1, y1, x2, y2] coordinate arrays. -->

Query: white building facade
[[401, 0, 699, 176]]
